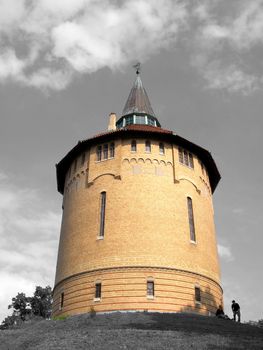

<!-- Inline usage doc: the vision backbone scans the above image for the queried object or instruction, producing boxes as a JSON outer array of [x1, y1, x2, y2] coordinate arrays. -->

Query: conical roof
[[122, 72, 155, 117]]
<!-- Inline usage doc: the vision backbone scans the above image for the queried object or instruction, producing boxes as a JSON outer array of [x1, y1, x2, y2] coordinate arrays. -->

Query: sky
[[0, 0, 263, 323]]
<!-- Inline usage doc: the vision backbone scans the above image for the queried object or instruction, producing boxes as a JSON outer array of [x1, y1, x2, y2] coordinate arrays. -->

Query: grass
[[52, 314, 69, 321], [0, 312, 262, 349]]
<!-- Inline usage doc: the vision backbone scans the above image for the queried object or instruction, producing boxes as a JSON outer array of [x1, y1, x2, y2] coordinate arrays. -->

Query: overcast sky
[[0, 0, 263, 323]]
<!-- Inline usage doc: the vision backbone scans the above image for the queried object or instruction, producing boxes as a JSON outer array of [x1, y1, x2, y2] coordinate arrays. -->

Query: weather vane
[[133, 62, 141, 75]]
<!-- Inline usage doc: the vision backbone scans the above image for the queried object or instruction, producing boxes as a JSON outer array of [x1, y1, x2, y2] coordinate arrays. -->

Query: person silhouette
[[231, 300, 241, 322]]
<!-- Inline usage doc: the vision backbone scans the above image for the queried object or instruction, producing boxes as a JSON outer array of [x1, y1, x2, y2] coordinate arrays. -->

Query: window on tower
[[97, 146, 102, 161], [147, 116, 155, 126], [99, 192, 106, 238], [145, 140, 151, 153], [96, 143, 115, 162], [147, 281, 154, 298], [195, 286, 201, 303], [131, 140, 137, 152], [95, 282, 102, 300], [110, 143, 115, 158], [178, 147, 194, 169], [136, 115, 145, 124], [103, 144, 108, 160], [125, 115, 133, 126], [159, 142, 165, 155], [187, 197, 196, 242], [59, 292, 64, 310]]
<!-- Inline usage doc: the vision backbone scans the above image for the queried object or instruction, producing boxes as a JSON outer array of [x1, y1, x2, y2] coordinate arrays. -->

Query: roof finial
[[133, 62, 141, 75]]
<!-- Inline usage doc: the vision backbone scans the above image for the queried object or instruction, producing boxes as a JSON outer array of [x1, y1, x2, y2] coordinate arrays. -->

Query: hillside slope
[[0, 312, 263, 350]]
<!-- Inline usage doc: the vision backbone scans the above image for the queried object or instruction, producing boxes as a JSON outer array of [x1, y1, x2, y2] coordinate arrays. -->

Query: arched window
[[145, 140, 151, 153], [159, 142, 165, 155], [99, 192, 106, 237], [110, 143, 115, 158], [131, 140, 137, 152], [187, 197, 196, 242], [97, 146, 102, 161]]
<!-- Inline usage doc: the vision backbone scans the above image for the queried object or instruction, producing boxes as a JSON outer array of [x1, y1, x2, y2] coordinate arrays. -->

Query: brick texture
[[53, 137, 222, 317]]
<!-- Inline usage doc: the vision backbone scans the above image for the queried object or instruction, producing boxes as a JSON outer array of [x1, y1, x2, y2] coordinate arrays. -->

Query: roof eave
[[56, 128, 221, 194]]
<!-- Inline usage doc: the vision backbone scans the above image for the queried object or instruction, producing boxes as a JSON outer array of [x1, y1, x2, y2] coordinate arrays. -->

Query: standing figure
[[231, 300, 241, 322]]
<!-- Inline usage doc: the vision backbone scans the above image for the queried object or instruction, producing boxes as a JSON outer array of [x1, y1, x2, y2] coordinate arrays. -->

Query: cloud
[[0, 172, 61, 322], [203, 62, 258, 94], [191, 0, 263, 94], [0, 0, 187, 90], [218, 244, 234, 262], [1, 1, 263, 94]]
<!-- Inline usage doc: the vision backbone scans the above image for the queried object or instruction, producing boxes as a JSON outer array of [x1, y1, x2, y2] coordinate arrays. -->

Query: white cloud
[[218, 244, 234, 262], [0, 0, 187, 90], [0, 173, 61, 323], [1, 1, 263, 93], [192, 0, 263, 94], [204, 63, 258, 95]]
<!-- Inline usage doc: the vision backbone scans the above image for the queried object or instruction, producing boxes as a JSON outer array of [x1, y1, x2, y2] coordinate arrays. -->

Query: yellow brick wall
[[53, 136, 222, 317], [52, 267, 222, 317]]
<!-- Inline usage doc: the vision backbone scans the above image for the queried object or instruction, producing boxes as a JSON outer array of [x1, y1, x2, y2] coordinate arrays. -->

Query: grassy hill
[[0, 312, 263, 350]]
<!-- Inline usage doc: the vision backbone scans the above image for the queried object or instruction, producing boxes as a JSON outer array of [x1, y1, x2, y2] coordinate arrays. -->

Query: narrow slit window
[[131, 140, 137, 152], [195, 286, 201, 302], [103, 144, 108, 160], [187, 197, 196, 242], [97, 146, 102, 161], [159, 143, 165, 155], [145, 140, 151, 153], [147, 281, 154, 297], [95, 283, 101, 299], [110, 143, 115, 158], [60, 292, 64, 309], [99, 192, 106, 237]]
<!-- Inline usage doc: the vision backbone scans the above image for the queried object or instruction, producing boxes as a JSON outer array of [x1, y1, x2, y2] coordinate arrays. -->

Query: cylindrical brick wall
[[53, 137, 222, 317]]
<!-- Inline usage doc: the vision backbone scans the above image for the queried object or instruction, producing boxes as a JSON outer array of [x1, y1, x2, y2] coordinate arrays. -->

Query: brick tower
[[52, 68, 222, 317]]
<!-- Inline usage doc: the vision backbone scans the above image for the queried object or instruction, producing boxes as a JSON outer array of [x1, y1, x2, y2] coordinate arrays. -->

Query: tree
[[1, 286, 52, 329], [8, 292, 31, 321], [31, 286, 52, 319]]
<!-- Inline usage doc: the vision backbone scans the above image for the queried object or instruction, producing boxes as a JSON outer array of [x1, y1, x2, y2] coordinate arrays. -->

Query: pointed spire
[[116, 64, 161, 129], [122, 64, 155, 118]]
